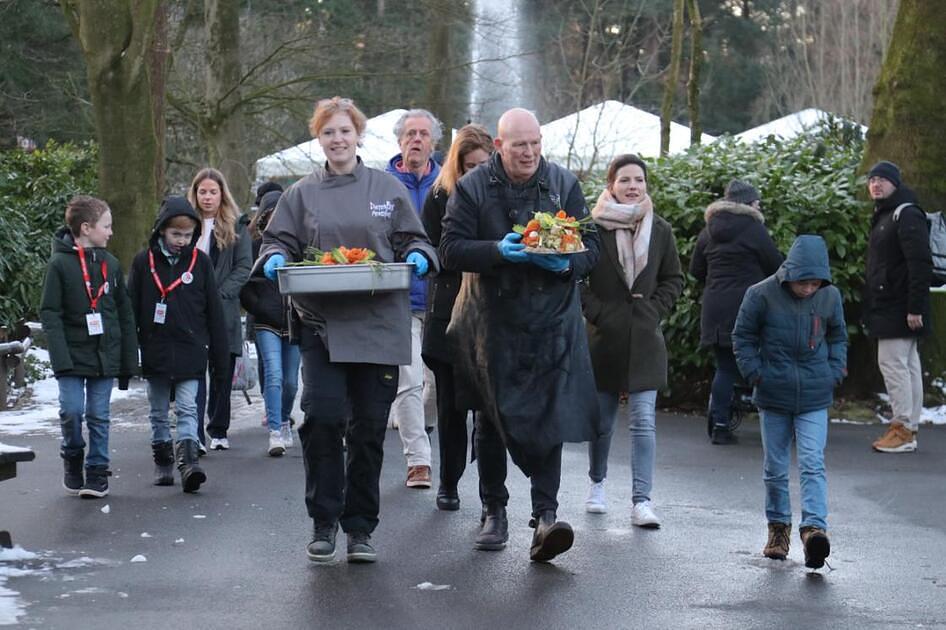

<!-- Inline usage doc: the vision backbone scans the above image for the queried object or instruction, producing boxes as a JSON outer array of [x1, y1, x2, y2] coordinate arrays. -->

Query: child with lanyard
[[128, 196, 228, 492], [40, 196, 138, 498]]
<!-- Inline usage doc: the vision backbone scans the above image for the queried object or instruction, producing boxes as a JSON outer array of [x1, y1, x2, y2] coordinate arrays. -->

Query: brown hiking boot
[[762, 522, 791, 560], [872, 421, 917, 453], [799, 526, 830, 569]]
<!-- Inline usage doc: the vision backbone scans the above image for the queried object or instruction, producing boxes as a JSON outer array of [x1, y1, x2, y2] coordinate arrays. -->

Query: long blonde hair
[[432, 124, 494, 196], [187, 167, 241, 249]]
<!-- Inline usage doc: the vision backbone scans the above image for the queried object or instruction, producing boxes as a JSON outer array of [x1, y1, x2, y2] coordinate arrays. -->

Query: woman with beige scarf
[[580, 154, 684, 527]]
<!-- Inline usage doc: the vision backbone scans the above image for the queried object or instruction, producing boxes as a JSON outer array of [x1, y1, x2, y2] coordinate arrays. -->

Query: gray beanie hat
[[724, 179, 761, 205]]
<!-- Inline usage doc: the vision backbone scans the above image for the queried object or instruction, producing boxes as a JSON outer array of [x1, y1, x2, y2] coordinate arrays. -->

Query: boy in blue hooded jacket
[[732, 235, 847, 569]]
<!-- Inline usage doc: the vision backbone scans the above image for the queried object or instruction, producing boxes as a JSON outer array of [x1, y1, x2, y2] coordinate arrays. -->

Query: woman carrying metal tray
[[260, 96, 439, 564]]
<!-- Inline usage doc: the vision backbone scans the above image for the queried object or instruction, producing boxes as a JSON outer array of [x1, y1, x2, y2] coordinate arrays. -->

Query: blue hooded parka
[[732, 235, 848, 414]]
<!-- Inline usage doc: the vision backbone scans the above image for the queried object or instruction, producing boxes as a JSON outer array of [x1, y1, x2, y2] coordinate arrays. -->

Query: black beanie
[[254, 181, 284, 207], [258, 190, 282, 215], [724, 179, 761, 205], [867, 161, 901, 188]]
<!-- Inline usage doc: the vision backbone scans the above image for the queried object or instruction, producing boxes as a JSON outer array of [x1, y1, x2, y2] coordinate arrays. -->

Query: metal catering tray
[[277, 263, 413, 295]]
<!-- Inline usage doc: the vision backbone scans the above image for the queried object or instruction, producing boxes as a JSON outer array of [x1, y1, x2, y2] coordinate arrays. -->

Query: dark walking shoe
[[62, 452, 84, 496], [436, 485, 460, 511], [306, 522, 338, 563], [529, 510, 574, 563], [762, 522, 791, 560], [78, 466, 110, 499], [711, 424, 737, 445], [346, 532, 377, 563], [474, 504, 508, 550], [152, 441, 175, 486], [177, 440, 207, 493], [800, 526, 830, 569]]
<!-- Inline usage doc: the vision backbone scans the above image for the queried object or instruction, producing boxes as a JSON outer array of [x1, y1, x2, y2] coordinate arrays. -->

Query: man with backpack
[[863, 161, 933, 453]]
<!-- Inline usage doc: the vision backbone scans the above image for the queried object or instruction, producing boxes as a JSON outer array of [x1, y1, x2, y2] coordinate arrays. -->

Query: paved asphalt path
[[2, 384, 945, 629]]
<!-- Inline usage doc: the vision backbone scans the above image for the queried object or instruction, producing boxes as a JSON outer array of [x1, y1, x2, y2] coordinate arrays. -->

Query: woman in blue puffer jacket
[[732, 234, 847, 571]]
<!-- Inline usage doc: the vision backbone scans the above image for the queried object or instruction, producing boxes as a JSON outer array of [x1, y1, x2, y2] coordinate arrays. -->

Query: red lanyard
[[148, 247, 198, 301], [75, 247, 107, 312]]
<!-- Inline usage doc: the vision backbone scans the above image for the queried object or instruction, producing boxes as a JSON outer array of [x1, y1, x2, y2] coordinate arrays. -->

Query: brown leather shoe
[[762, 522, 791, 560], [406, 465, 432, 488], [799, 526, 830, 569]]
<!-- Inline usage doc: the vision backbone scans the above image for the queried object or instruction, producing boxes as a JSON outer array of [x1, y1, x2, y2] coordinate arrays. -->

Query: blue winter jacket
[[732, 235, 848, 414], [387, 155, 441, 312]]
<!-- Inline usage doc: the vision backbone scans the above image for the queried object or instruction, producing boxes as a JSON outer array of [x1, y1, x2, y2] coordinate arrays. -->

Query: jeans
[[196, 354, 236, 442], [588, 390, 657, 504], [298, 328, 398, 534], [877, 337, 923, 431], [388, 313, 432, 467], [759, 408, 828, 530], [255, 329, 301, 432], [148, 378, 200, 445], [709, 345, 739, 427], [57, 376, 113, 468]]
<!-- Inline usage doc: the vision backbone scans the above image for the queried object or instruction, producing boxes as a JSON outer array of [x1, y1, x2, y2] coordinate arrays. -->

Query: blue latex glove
[[406, 251, 429, 278], [263, 254, 286, 280], [527, 252, 570, 273], [497, 232, 528, 262]]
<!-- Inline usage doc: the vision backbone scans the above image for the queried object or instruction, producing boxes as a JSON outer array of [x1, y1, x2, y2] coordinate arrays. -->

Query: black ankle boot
[[711, 423, 737, 445], [79, 466, 110, 499], [177, 440, 206, 493], [529, 510, 574, 562], [474, 504, 508, 550], [436, 485, 460, 511], [62, 452, 84, 495], [152, 441, 175, 486]]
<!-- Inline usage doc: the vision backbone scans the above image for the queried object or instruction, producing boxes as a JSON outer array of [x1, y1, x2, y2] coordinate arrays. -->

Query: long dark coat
[[581, 214, 684, 394], [208, 215, 253, 355], [439, 153, 603, 472], [863, 185, 932, 339], [420, 186, 460, 365], [689, 200, 783, 348]]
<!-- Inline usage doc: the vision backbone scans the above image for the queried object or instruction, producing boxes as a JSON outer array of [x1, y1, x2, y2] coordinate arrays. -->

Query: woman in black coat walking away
[[690, 180, 782, 444]]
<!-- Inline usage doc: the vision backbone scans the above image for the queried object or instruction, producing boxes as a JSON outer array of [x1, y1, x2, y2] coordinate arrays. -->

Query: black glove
[[118, 376, 130, 391]]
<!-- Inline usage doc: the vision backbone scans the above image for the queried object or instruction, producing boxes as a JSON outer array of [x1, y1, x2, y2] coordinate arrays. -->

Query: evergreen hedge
[[0, 142, 97, 329]]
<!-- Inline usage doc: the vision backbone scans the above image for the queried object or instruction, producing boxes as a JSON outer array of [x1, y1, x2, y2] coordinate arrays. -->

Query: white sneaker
[[209, 437, 230, 451], [268, 431, 286, 457], [280, 422, 294, 449], [585, 480, 608, 514], [631, 501, 661, 528]]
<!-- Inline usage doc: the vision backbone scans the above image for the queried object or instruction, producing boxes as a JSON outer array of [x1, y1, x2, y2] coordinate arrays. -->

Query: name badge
[[86, 312, 104, 336], [154, 302, 167, 324]]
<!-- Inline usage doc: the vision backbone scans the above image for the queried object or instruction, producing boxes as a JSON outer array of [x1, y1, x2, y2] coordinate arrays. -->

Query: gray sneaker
[[280, 422, 294, 449], [346, 532, 377, 563], [306, 522, 338, 563]]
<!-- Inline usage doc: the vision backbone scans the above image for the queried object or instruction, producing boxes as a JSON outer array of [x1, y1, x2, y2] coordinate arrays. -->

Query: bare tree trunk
[[862, 0, 946, 210], [686, 0, 702, 145], [660, 0, 685, 156], [60, 0, 161, 268], [201, 0, 249, 207], [151, 1, 169, 197], [425, 0, 453, 149]]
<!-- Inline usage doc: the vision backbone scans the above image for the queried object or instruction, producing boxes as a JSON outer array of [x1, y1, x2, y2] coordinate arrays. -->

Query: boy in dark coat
[[40, 196, 138, 498], [733, 235, 847, 570], [128, 196, 228, 492]]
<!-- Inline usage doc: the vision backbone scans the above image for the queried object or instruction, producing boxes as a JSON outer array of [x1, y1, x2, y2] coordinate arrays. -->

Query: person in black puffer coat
[[690, 179, 783, 444], [240, 190, 300, 457], [863, 161, 932, 454]]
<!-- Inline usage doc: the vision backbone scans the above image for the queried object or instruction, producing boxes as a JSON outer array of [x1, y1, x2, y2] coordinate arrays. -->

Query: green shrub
[[582, 121, 868, 404], [0, 141, 98, 328]]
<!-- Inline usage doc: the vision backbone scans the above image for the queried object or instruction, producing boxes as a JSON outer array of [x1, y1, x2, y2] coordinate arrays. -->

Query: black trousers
[[196, 354, 236, 442], [476, 412, 561, 517], [297, 328, 398, 534], [429, 358, 471, 488]]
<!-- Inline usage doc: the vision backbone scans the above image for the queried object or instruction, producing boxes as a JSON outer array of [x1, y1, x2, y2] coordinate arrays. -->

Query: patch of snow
[[100, 504, 110, 514], [0, 547, 36, 562], [130, 555, 147, 563], [415, 582, 451, 591], [173, 539, 184, 545], [140, 532, 152, 538], [192, 515, 206, 519], [830, 418, 873, 425], [56, 556, 116, 569], [0, 546, 38, 626]]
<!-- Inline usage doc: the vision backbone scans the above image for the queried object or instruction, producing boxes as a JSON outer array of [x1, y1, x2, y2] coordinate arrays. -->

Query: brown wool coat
[[581, 213, 684, 394]]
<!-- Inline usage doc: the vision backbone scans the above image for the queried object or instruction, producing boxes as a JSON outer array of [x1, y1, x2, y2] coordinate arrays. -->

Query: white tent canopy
[[539, 100, 715, 172], [254, 109, 406, 181], [733, 108, 867, 143]]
